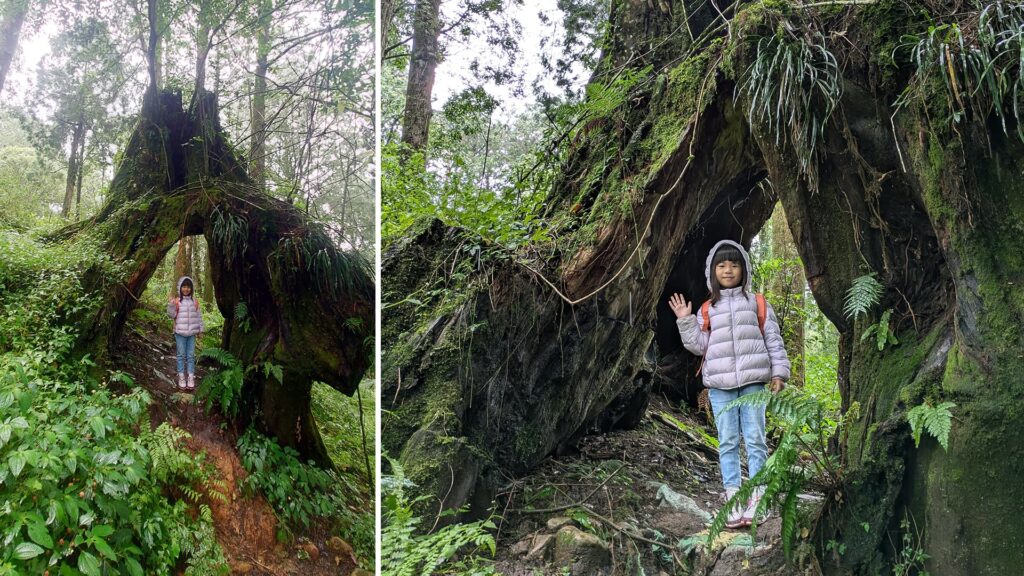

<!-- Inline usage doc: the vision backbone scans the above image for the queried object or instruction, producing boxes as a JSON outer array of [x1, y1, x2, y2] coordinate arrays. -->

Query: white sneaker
[[177, 373, 186, 389], [187, 373, 195, 390], [724, 487, 745, 529], [741, 486, 768, 526]]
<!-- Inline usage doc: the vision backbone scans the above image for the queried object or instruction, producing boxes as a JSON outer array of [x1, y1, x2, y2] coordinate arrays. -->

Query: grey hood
[[704, 239, 753, 292], [177, 275, 195, 296]]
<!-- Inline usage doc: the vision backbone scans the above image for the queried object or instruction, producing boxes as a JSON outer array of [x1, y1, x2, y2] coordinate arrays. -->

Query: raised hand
[[668, 293, 692, 319]]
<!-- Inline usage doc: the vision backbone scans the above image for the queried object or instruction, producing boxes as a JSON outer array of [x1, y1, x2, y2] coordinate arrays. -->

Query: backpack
[[695, 293, 767, 376]]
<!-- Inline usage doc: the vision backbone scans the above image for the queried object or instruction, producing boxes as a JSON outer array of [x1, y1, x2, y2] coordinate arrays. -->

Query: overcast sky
[[431, 0, 589, 122]]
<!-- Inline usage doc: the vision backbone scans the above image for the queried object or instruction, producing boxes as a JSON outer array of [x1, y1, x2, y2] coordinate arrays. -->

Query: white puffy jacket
[[675, 240, 790, 390], [167, 276, 205, 336]]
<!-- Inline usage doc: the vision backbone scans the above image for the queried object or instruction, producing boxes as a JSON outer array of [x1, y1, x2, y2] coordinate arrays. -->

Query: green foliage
[[907, 401, 955, 451], [843, 273, 884, 320], [0, 227, 229, 574], [195, 347, 246, 419], [737, 30, 841, 180], [897, 3, 1024, 139], [707, 389, 852, 561], [209, 206, 249, 265], [861, 308, 900, 351], [382, 457, 498, 576], [236, 428, 373, 566], [891, 516, 931, 576]]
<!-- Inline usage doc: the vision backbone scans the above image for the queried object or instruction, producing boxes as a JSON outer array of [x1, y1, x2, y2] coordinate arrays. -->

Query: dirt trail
[[113, 308, 357, 575], [491, 395, 807, 576]]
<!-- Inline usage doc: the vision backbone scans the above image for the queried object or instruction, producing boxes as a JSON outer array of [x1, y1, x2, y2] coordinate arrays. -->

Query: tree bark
[[55, 90, 374, 465], [0, 0, 27, 97], [249, 0, 271, 191], [61, 119, 86, 219], [400, 0, 441, 151]]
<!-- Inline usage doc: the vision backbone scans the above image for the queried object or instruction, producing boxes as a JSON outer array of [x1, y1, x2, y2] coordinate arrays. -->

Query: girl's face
[[715, 260, 742, 289], [181, 284, 192, 296]]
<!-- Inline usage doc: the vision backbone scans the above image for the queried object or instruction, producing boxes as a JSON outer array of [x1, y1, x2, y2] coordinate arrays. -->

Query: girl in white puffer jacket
[[668, 240, 790, 529], [167, 276, 205, 390]]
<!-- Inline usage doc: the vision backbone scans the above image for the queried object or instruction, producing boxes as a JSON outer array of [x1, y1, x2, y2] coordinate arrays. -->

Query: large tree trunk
[[55, 90, 373, 465], [0, 0, 27, 97], [383, 1, 1024, 573], [400, 0, 441, 151]]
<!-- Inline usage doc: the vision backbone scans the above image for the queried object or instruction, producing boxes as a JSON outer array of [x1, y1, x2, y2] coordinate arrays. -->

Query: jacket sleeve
[[166, 299, 177, 320], [676, 314, 710, 356], [763, 301, 791, 381]]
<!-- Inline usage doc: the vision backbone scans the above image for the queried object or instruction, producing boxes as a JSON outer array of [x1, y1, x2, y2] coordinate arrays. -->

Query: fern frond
[[844, 274, 883, 320]]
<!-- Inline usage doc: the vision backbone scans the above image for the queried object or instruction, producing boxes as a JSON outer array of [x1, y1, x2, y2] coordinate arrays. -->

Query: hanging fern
[[844, 273, 883, 320], [896, 3, 1024, 140], [907, 401, 956, 451], [737, 30, 841, 181]]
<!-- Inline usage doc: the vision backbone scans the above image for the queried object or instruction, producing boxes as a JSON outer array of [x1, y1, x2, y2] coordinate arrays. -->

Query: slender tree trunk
[[769, 204, 805, 385], [381, 0, 398, 49], [194, 1, 211, 93], [203, 241, 214, 301], [62, 119, 86, 219], [0, 0, 27, 97], [249, 0, 271, 190], [400, 0, 441, 151], [147, 0, 163, 93], [74, 134, 86, 221]]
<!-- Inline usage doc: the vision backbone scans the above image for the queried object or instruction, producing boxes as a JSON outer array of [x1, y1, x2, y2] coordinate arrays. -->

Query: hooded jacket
[[675, 240, 790, 390], [167, 276, 205, 336]]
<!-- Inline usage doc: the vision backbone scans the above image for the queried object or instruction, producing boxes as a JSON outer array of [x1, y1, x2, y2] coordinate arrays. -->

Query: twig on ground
[[517, 464, 626, 515]]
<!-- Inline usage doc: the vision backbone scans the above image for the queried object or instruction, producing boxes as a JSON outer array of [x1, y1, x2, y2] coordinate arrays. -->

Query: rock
[[655, 484, 713, 523], [546, 516, 574, 532], [527, 533, 553, 560], [327, 536, 354, 556], [300, 542, 319, 562], [351, 570, 374, 576], [550, 525, 612, 575]]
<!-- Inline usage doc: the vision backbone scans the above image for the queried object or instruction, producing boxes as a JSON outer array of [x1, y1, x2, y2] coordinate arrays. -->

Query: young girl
[[167, 276, 205, 390], [668, 239, 790, 528]]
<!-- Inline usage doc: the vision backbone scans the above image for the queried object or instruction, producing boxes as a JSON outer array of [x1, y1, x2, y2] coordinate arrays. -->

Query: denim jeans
[[709, 383, 768, 489], [175, 334, 196, 375]]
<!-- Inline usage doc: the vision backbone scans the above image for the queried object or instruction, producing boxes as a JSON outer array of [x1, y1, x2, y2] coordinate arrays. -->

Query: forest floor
[[112, 303, 363, 576], [490, 394, 817, 576]]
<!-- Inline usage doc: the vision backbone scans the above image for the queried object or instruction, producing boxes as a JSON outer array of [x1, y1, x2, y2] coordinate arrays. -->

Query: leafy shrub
[[236, 428, 373, 566]]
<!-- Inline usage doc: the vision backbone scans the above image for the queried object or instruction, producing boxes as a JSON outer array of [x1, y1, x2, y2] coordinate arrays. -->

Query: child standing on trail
[[167, 276, 204, 391], [668, 239, 790, 529]]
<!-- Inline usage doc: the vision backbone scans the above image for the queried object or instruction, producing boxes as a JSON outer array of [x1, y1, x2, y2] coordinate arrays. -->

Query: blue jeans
[[709, 383, 768, 489], [175, 334, 196, 375]]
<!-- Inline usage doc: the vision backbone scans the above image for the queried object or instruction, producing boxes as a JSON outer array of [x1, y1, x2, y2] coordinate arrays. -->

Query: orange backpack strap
[[755, 293, 767, 335], [700, 300, 712, 332]]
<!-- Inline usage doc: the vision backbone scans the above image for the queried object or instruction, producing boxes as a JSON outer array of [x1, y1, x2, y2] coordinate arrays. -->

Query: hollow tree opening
[[54, 89, 373, 466]]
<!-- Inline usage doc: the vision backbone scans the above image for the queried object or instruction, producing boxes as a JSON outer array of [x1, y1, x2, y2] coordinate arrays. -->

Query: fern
[[844, 274, 883, 320], [706, 389, 843, 560], [907, 401, 955, 451], [195, 347, 245, 419], [382, 457, 498, 575]]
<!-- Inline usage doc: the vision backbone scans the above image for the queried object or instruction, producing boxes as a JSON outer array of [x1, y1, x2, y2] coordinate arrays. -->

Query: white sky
[[431, 0, 585, 122], [3, 23, 56, 108]]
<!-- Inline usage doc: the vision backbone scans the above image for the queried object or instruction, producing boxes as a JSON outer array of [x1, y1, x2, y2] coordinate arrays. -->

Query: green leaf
[[78, 551, 101, 576], [28, 521, 54, 548], [125, 558, 144, 576], [14, 542, 45, 559], [89, 416, 106, 439], [91, 536, 116, 560], [9, 453, 26, 477]]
